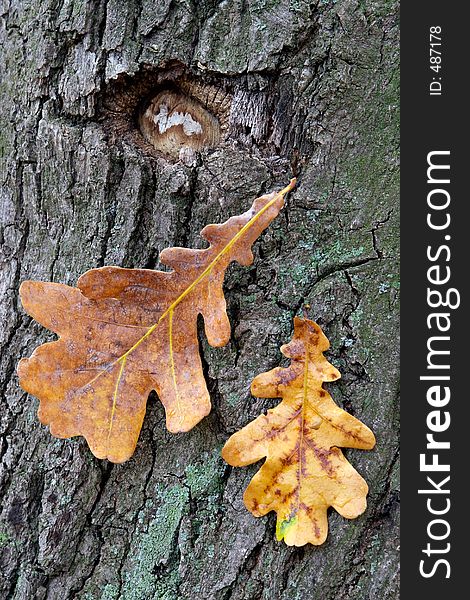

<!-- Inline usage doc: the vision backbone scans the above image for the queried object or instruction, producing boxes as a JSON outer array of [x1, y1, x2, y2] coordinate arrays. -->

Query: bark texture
[[0, 1, 399, 599]]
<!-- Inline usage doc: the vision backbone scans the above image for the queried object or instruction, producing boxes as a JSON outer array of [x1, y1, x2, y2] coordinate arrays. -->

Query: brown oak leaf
[[222, 316, 376, 546], [18, 180, 296, 463]]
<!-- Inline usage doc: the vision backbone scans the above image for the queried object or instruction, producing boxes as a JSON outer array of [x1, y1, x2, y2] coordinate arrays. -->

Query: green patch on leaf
[[276, 514, 298, 541]]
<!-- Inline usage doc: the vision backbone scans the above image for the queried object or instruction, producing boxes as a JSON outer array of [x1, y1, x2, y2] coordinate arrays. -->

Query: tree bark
[[0, 1, 399, 599]]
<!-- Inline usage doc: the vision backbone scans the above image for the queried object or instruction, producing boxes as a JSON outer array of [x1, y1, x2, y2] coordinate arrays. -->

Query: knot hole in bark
[[99, 61, 298, 163]]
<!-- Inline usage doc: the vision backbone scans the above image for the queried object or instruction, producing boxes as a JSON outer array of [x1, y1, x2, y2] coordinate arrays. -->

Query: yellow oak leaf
[[18, 180, 296, 463], [222, 316, 376, 546]]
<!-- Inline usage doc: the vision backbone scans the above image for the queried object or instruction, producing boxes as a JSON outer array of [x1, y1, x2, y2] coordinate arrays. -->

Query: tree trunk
[[0, 1, 399, 599]]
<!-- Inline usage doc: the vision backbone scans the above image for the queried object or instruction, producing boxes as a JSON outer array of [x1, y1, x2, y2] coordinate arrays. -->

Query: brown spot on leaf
[[308, 440, 335, 476], [276, 368, 298, 386]]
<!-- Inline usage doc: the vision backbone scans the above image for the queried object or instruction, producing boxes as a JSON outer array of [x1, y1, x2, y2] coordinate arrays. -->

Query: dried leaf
[[18, 180, 296, 463], [222, 317, 376, 546]]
